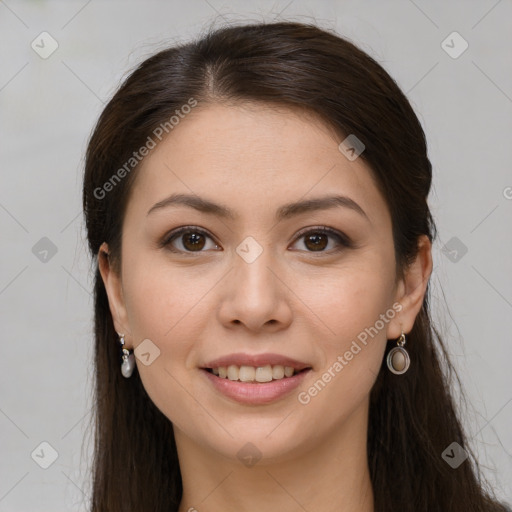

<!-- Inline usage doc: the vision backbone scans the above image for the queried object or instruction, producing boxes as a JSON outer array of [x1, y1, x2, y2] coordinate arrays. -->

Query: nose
[[217, 243, 293, 333]]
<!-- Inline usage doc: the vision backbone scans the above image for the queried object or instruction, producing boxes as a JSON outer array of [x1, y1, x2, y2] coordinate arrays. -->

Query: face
[[101, 102, 411, 463]]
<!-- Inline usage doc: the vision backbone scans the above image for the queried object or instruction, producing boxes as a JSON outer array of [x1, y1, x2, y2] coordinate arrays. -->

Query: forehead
[[126, 102, 389, 228]]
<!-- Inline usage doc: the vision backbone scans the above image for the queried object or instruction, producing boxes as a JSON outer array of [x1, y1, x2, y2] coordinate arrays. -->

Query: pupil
[[184, 232, 205, 251], [306, 233, 327, 251]]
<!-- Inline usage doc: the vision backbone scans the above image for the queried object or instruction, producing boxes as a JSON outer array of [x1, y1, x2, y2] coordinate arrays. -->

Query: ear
[[386, 234, 433, 340], [97, 242, 132, 348]]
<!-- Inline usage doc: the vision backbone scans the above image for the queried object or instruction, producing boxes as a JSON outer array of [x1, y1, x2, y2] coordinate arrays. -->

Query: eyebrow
[[147, 193, 369, 222]]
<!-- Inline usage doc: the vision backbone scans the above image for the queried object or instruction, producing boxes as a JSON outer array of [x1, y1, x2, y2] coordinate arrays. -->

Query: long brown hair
[[82, 21, 507, 511]]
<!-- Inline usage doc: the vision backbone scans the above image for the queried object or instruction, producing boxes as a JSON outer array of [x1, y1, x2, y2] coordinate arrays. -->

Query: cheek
[[122, 252, 206, 339], [294, 268, 392, 428], [121, 252, 215, 380], [294, 249, 395, 396], [298, 248, 396, 344], [121, 259, 209, 428]]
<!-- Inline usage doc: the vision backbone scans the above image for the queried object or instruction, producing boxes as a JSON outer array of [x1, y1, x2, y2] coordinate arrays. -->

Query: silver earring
[[387, 331, 410, 375], [118, 333, 135, 378]]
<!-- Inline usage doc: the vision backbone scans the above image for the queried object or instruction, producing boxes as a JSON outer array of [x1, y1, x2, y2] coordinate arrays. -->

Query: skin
[[98, 102, 432, 512]]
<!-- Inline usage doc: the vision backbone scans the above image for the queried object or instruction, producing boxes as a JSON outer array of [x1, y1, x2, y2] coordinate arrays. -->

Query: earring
[[118, 333, 135, 378], [386, 330, 410, 375]]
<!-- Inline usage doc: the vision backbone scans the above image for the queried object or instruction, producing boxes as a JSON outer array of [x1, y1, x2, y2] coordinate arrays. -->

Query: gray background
[[1, 0, 511, 510]]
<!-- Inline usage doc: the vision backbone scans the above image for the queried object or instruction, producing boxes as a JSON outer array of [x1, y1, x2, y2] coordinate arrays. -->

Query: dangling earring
[[387, 330, 410, 375], [118, 333, 135, 378]]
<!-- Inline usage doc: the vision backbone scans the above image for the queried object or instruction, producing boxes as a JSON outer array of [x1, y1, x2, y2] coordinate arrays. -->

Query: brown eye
[[304, 232, 329, 251], [163, 227, 220, 253], [162, 226, 350, 255], [182, 232, 206, 251], [291, 227, 351, 254]]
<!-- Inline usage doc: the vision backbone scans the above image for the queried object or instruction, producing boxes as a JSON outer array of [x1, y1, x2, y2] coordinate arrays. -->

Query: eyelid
[[160, 225, 220, 252], [160, 225, 352, 253], [292, 225, 351, 245], [289, 225, 353, 252]]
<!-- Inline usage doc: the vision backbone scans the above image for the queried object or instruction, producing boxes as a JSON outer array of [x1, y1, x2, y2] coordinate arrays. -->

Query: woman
[[82, 21, 509, 512]]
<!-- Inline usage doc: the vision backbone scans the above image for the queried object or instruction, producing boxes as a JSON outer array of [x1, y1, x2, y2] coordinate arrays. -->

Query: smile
[[201, 367, 312, 405], [206, 364, 303, 382]]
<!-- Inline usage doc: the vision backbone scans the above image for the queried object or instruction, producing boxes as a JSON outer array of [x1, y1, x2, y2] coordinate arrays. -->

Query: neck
[[175, 401, 374, 512]]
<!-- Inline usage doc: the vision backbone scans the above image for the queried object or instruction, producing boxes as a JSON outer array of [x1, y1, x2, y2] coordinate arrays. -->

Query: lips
[[200, 353, 313, 404], [201, 366, 312, 405]]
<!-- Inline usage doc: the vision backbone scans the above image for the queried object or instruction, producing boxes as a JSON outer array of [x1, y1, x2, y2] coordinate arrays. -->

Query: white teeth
[[255, 365, 273, 382], [227, 365, 239, 381], [272, 365, 285, 379], [210, 364, 300, 382], [239, 366, 255, 382]]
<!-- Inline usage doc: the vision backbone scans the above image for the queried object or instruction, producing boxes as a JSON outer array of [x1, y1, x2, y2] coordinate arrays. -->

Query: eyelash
[[160, 225, 353, 255]]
